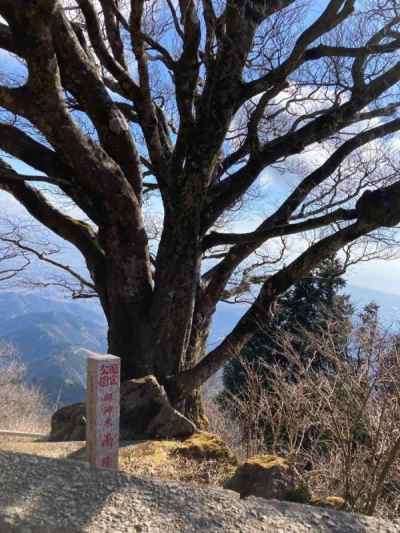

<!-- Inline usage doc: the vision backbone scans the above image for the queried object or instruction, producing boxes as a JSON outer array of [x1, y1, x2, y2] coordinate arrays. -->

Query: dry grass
[[118, 438, 236, 486], [0, 433, 237, 487], [0, 437, 83, 457]]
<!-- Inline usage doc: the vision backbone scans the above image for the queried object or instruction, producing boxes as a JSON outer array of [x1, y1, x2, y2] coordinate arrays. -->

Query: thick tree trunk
[[107, 299, 155, 381], [105, 301, 211, 426], [179, 389, 209, 429], [97, 221, 155, 382], [96, 224, 212, 425], [92, 179, 220, 427], [149, 203, 202, 379], [173, 291, 216, 427], [103, 294, 215, 425]]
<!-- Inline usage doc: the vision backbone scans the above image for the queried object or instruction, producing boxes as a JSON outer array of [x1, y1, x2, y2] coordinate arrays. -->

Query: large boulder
[[176, 432, 237, 464], [50, 402, 86, 441], [224, 454, 310, 503], [50, 375, 197, 441], [119, 375, 197, 439]]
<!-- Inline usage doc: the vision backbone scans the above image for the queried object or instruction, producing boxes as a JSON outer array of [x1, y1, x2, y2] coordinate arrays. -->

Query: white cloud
[[0, 191, 26, 218], [346, 258, 400, 297], [259, 169, 273, 188]]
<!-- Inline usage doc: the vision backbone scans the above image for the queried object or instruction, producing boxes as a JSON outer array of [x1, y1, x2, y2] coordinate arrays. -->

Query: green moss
[[246, 454, 289, 470], [120, 440, 179, 466], [177, 432, 237, 464]]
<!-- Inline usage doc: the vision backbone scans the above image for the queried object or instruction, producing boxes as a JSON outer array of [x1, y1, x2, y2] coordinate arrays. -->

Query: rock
[[224, 454, 308, 502], [176, 432, 237, 464], [145, 404, 197, 439], [119, 375, 197, 439], [3, 451, 400, 533], [50, 375, 197, 441], [50, 403, 86, 442]]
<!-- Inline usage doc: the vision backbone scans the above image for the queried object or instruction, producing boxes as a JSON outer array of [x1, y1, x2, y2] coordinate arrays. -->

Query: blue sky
[[1, 1, 400, 298]]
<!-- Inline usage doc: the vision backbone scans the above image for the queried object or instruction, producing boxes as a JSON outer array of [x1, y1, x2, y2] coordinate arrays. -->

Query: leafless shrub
[[203, 396, 245, 460], [0, 344, 51, 434], [208, 314, 400, 518]]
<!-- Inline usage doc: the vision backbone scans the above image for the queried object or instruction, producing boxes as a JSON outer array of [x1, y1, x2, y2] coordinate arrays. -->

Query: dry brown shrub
[[0, 343, 51, 434], [204, 396, 246, 460], [207, 315, 400, 518]]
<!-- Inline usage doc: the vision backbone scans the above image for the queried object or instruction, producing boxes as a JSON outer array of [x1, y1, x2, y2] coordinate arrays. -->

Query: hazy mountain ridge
[[347, 285, 400, 326], [0, 291, 106, 322], [0, 293, 107, 406], [0, 286, 399, 405]]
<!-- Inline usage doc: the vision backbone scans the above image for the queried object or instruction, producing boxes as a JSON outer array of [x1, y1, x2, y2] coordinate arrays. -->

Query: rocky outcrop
[[50, 375, 197, 441], [176, 432, 237, 464], [224, 454, 310, 503], [50, 403, 86, 441], [119, 376, 197, 439], [2, 451, 400, 532]]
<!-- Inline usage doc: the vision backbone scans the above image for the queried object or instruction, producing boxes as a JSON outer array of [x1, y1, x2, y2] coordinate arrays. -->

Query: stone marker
[[86, 351, 120, 470]]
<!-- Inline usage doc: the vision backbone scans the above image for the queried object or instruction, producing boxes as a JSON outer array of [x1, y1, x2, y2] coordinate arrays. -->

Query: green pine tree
[[222, 256, 353, 399]]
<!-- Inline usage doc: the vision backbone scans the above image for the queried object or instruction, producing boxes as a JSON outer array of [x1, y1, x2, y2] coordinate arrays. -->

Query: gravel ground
[[0, 438, 84, 458], [1, 451, 400, 533]]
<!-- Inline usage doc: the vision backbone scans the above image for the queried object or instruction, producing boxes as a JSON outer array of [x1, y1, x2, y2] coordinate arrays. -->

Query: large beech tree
[[1, 0, 400, 421]]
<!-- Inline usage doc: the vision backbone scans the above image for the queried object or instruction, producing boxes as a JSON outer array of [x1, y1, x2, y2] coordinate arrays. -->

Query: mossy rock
[[176, 432, 238, 464], [245, 454, 289, 470], [311, 496, 346, 510], [285, 483, 312, 504], [116, 435, 237, 486], [224, 454, 300, 501]]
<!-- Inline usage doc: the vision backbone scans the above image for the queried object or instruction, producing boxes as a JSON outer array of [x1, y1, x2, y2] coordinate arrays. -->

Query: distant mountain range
[[0, 292, 106, 407], [0, 285, 399, 406]]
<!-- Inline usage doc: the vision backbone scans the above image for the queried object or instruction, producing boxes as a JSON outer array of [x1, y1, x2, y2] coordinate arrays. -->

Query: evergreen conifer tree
[[222, 257, 353, 398]]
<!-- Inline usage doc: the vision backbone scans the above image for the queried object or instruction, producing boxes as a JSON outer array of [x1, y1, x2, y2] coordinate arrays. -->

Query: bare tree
[[1, 0, 400, 421], [0, 217, 98, 296], [0, 219, 33, 282]]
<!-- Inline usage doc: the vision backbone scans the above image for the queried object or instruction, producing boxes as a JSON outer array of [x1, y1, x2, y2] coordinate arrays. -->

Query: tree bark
[[97, 222, 154, 381], [176, 291, 216, 427], [94, 245, 216, 425]]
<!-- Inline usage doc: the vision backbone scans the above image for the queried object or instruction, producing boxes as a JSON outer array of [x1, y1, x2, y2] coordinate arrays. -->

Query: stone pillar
[[86, 352, 120, 470]]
